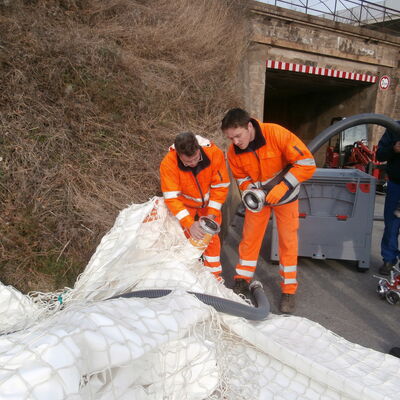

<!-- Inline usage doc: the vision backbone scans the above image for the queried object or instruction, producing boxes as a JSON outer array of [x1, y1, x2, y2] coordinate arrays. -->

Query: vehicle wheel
[[385, 290, 400, 305]]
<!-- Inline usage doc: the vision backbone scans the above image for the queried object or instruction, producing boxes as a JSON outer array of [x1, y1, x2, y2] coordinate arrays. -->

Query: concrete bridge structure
[[242, 1, 400, 165]]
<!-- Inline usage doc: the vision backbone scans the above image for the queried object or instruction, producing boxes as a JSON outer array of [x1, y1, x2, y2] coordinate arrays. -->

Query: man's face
[[179, 149, 202, 167], [223, 122, 253, 150]]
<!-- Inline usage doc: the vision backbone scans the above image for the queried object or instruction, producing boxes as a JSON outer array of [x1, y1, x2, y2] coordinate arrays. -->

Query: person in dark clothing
[[376, 121, 400, 275]]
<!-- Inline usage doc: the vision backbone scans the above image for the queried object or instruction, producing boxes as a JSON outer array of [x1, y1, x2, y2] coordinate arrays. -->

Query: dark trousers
[[381, 180, 400, 263]]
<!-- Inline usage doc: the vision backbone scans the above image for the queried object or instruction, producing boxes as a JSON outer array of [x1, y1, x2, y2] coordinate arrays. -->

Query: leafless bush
[[0, 0, 249, 292]]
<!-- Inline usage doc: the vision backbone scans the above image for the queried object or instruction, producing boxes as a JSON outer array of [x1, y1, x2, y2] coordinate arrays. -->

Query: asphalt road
[[221, 193, 399, 354]]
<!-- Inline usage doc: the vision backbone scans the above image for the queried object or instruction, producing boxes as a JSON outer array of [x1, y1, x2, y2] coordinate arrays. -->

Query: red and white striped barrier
[[266, 60, 377, 83]]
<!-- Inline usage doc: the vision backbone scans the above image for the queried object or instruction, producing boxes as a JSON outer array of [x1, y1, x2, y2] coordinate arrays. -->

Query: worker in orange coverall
[[160, 131, 230, 278], [221, 108, 316, 313]]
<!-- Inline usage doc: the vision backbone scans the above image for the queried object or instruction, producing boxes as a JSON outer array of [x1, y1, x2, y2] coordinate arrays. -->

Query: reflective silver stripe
[[261, 174, 300, 205], [163, 191, 180, 199], [182, 191, 210, 203], [176, 209, 190, 220], [207, 265, 222, 273], [281, 185, 300, 203], [208, 200, 222, 210], [261, 172, 299, 187], [261, 177, 273, 186], [239, 259, 257, 267], [182, 193, 202, 203], [203, 255, 220, 262], [236, 268, 254, 278], [294, 158, 316, 166], [284, 171, 299, 187], [282, 278, 298, 284], [237, 176, 251, 185], [211, 182, 230, 188], [279, 265, 297, 273]]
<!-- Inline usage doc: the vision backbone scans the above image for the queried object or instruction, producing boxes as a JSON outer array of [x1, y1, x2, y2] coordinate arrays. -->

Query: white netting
[[0, 196, 399, 399]]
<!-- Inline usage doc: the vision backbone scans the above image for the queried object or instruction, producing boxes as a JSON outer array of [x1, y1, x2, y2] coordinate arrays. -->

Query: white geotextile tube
[[225, 315, 400, 400], [0, 282, 40, 333], [0, 197, 399, 399], [0, 291, 217, 400]]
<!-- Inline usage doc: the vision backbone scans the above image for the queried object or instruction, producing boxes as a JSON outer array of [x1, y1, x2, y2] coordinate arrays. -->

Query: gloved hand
[[265, 181, 289, 205], [189, 221, 205, 240]]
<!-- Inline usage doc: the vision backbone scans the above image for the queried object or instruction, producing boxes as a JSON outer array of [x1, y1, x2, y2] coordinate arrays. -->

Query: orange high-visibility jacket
[[227, 119, 316, 202], [160, 136, 230, 229]]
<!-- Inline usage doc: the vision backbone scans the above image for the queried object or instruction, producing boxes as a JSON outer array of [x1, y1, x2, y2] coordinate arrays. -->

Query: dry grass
[[0, 0, 249, 292]]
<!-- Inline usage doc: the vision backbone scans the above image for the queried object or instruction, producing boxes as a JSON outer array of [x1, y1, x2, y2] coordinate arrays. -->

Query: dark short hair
[[221, 108, 251, 130], [174, 131, 200, 156]]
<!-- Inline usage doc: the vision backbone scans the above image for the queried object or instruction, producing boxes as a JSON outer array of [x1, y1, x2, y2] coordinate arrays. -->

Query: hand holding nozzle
[[189, 221, 205, 240], [188, 216, 220, 250], [265, 181, 289, 205], [242, 182, 290, 212]]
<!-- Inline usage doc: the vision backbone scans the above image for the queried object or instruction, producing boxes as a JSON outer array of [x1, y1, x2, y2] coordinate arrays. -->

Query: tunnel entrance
[[263, 67, 377, 165]]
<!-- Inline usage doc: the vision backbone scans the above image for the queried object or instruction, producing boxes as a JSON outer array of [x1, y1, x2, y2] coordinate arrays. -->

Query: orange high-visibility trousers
[[235, 200, 299, 294], [187, 207, 222, 278]]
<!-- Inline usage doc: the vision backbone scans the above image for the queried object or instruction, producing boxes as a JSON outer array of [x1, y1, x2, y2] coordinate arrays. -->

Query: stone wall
[[243, 1, 400, 150]]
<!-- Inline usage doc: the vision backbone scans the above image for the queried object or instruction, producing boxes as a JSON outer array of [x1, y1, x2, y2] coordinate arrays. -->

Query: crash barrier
[[1, 197, 400, 399], [270, 168, 376, 270]]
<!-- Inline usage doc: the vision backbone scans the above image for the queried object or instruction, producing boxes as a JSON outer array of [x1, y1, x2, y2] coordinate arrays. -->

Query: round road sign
[[379, 75, 391, 90]]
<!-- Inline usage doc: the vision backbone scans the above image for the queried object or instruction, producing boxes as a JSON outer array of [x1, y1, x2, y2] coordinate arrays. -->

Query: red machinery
[[324, 117, 386, 189], [375, 266, 400, 305]]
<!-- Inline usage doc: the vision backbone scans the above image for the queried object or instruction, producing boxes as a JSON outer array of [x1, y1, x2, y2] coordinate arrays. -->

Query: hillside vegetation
[[0, 0, 248, 292]]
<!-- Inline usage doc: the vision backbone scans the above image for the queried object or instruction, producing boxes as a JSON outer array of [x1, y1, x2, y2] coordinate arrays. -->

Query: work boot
[[379, 261, 396, 276], [233, 278, 250, 298], [279, 293, 295, 314]]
